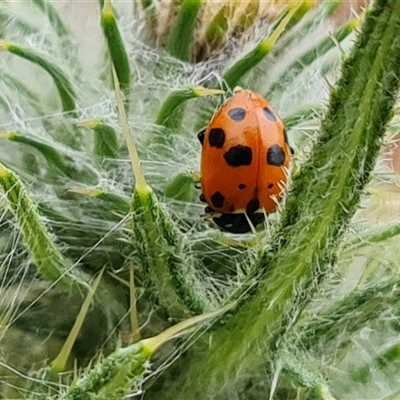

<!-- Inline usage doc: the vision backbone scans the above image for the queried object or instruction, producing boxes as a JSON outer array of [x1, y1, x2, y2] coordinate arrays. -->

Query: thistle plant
[[1, 0, 400, 399]]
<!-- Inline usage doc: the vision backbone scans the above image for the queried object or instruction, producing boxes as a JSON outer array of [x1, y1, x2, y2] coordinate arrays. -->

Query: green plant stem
[[148, 1, 400, 397], [313, 282, 400, 345], [165, 0, 201, 61], [155, 88, 197, 128], [112, 66, 214, 318], [101, 0, 131, 94], [0, 40, 76, 114], [77, 120, 119, 158], [0, 131, 98, 183], [278, 280, 400, 384], [155, 87, 223, 129], [222, 2, 303, 89], [193, 2, 306, 130], [68, 187, 130, 216], [131, 187, 213, 317]]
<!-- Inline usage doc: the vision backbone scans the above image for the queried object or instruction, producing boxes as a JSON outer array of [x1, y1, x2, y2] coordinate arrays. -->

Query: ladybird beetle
[[198, 88, 292, 233]]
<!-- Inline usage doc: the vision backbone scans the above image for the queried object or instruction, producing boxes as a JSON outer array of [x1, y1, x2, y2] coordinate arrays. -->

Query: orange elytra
[[198, 87, 292, 233]]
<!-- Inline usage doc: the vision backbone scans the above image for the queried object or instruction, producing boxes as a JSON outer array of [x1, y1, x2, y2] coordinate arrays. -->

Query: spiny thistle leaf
[[131, 187, 211, 317], [276, 347, 335, 400], [64, 340, 152, 400], [297, 280, 400, 351], [64, 305, 232, 400], [0, 163, 84, 288]]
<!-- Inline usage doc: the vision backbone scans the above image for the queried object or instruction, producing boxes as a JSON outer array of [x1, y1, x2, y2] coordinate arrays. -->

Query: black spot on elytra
[[238, 183, 246, 190], [197, 129, 205, 145], [263, 107, 277, 122], [206, 197, 264, 233], [199, 194, 205, 202], [211, 191, 225, 208], [208, 128, 225, 148], [228, 107, 246, 122], [212, 212, 265, 233], [267, 144, 285, 166], [267, 183, 274, 189], [224, 145, 252, 167], [246, 198, 260, 214]]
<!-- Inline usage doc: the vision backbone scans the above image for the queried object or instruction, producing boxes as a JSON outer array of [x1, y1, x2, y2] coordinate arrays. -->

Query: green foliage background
[[0, 0, 400, 399]]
